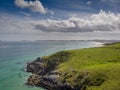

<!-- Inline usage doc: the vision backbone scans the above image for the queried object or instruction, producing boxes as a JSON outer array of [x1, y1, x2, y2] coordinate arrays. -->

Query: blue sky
[[0, 0, 120, 18], [0, 0, 120, 41]]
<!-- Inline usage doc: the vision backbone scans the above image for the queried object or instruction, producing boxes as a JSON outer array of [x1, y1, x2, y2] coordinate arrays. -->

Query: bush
[[45, 51, 72, 72]]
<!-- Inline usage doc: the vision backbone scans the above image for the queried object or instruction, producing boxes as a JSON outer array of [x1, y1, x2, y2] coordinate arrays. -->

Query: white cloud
[[15, 0, 47, 14], [20, 11, 31, 16], [30, 10, 120, 32], [0, 11, 120, 41], [87, 1, 92, 5], [101, 0, 120, 3], [1, 10, 120, 34]]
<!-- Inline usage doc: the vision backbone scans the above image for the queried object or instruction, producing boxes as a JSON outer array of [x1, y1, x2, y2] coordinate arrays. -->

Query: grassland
[[42, 42, 120, 90]]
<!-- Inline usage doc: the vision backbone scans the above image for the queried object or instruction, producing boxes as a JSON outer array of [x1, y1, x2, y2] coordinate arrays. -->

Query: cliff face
[[26, 42, 120, 90], [26, 51, 75, 90]]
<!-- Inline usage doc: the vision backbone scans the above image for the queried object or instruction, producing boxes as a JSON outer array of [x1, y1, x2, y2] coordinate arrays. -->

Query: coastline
[[26, 41, 120, 90], [1, 40, 101, 90], [26, 52, 74, 90], [25, 42, 105, 90]]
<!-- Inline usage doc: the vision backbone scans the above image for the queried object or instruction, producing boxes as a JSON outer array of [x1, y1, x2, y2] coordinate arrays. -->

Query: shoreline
[[26, 52, 75, 90], [25, 42, 105, 90], [25, 41, 120, 90]]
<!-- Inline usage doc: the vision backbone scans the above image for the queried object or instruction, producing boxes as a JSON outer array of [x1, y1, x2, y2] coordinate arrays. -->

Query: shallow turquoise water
[[0, 41, 101, 90]]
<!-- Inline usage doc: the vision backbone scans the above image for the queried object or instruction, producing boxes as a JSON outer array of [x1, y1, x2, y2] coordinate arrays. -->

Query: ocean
[[0, 40, 102, 90]]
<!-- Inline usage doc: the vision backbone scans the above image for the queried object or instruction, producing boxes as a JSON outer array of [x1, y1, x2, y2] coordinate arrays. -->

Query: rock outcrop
[[26, 50, 106, 90], [26, 54, 75, 90], [26, 57, 46, 75]]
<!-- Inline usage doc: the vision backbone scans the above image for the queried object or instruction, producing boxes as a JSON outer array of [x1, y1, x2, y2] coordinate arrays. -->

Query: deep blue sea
[[0, 40, 102, 90]]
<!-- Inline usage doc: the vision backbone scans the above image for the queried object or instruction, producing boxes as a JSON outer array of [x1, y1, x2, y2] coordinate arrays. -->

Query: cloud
[[2, 10, 119, 34], [20, 11, 31, 16], [0, 12, 120, 41], [86, 1, 92, 5], [0, 13, 38, 35], [101, 0, 120, 3], [1, 11, 120, 33], [15, 0, 47, 14], [30, 10, 120, 32]]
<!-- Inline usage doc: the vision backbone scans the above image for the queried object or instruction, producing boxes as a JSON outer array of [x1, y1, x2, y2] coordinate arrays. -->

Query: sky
[[0, 0, 120, 41]]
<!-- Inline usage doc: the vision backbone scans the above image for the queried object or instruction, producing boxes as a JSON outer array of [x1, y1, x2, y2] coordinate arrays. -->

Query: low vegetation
[[42, 51, 72, 72]]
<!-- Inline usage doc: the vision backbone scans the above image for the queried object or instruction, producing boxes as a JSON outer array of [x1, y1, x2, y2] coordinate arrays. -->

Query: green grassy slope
[[42, 42, 120, 90]]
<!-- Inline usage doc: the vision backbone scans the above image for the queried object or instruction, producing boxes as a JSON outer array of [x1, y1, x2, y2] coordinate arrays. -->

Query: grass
[[42, 42, 120, 90]]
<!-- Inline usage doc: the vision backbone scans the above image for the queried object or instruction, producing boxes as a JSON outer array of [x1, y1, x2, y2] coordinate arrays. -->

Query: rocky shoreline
[[25, 42, 120, 90], [26, 56, 76, 90], [26, 49, 108, 90]]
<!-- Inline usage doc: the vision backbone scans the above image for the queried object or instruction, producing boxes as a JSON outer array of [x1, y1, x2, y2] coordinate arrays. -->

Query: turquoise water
[[0, 41, 101, 90]]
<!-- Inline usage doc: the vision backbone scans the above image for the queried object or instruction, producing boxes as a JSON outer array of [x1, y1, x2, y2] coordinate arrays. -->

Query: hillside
[[26, 42, 120, 90]]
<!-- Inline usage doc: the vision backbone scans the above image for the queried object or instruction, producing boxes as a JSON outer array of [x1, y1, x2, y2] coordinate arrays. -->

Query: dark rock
[[26, 58, 45, 75], [26, 57, 76, 90]]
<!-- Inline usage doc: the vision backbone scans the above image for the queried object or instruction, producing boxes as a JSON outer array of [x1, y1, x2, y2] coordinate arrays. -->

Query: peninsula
[[26, 42, 120, 90]]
